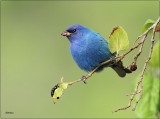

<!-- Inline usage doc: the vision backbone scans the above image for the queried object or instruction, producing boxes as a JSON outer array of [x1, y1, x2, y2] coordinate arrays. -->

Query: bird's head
[[61, 24, 90, 42]]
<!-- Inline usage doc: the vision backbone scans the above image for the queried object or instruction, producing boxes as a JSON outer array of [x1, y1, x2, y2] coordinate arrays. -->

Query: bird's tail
[[111, 61, 132, 77]]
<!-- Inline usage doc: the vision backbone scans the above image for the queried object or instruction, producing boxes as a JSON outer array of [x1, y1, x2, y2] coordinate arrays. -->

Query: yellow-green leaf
[[108, 26, 129, 54], [60, 83, 68, 89]]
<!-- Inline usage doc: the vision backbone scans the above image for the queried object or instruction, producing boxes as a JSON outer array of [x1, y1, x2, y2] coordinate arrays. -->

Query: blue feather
[[61, 24, 128, 77]]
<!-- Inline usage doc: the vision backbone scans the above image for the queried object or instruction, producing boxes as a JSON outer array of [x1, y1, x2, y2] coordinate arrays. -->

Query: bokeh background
[[1, 0, 159, 118]]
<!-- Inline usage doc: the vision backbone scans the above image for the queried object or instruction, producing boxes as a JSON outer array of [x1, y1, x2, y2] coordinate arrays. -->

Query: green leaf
[[149, 41, 160, 67], [142, 19, 155, 33], [134, 73, 159, 118], [108, 26, 129, 54]]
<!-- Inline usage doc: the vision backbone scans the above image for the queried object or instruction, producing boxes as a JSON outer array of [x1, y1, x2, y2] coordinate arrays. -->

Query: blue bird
[[61, 24, 130, 77]]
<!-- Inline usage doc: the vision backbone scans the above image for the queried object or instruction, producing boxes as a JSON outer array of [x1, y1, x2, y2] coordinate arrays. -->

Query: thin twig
[[68, 57, 116, 85], [125, 91, 141, 96], [113, 17, 160, 112], [132, 20, 157, 111]]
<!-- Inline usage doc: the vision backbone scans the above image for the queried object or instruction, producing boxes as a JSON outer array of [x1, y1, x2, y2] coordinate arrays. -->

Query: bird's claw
[[81, 76, 87, 84], [124, 67, 132, 73], [116, 60, 132, 73]]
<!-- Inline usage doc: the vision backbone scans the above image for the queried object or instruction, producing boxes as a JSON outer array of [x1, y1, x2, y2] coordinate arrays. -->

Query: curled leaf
[[108, 26, 129, 54], [53, 88, 63, 98], [60, 83, 68, 89], [51, 77, 68, 103], [156, 26, 160, 32]]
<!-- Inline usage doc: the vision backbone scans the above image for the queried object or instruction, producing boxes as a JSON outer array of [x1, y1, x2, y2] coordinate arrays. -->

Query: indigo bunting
[[61, 24, 131, 77]]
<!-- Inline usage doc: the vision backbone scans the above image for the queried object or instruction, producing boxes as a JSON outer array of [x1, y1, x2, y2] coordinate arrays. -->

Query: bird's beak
[[61, 31, 71, 37]]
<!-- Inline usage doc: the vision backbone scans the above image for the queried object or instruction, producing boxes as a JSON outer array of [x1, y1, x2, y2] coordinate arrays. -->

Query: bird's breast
[[70, 39, 112, 72]]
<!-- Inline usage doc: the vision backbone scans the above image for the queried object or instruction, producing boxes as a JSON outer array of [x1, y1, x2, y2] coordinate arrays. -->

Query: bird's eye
[[72, 29, 76, 33], [68, 29, 76, 33]]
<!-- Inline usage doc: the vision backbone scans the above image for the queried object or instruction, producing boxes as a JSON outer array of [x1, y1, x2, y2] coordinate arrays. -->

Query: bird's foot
[[110, 56, 117, 66], [81, 76, 87, 84], [110, 57, 132, 73]]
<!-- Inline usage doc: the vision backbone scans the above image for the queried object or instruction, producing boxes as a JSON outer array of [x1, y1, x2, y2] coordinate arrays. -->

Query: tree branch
[[60, 17, 159, 112]]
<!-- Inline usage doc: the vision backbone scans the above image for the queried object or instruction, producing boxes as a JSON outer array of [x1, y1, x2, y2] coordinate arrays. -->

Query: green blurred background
[[1, 0, 159, 118]]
